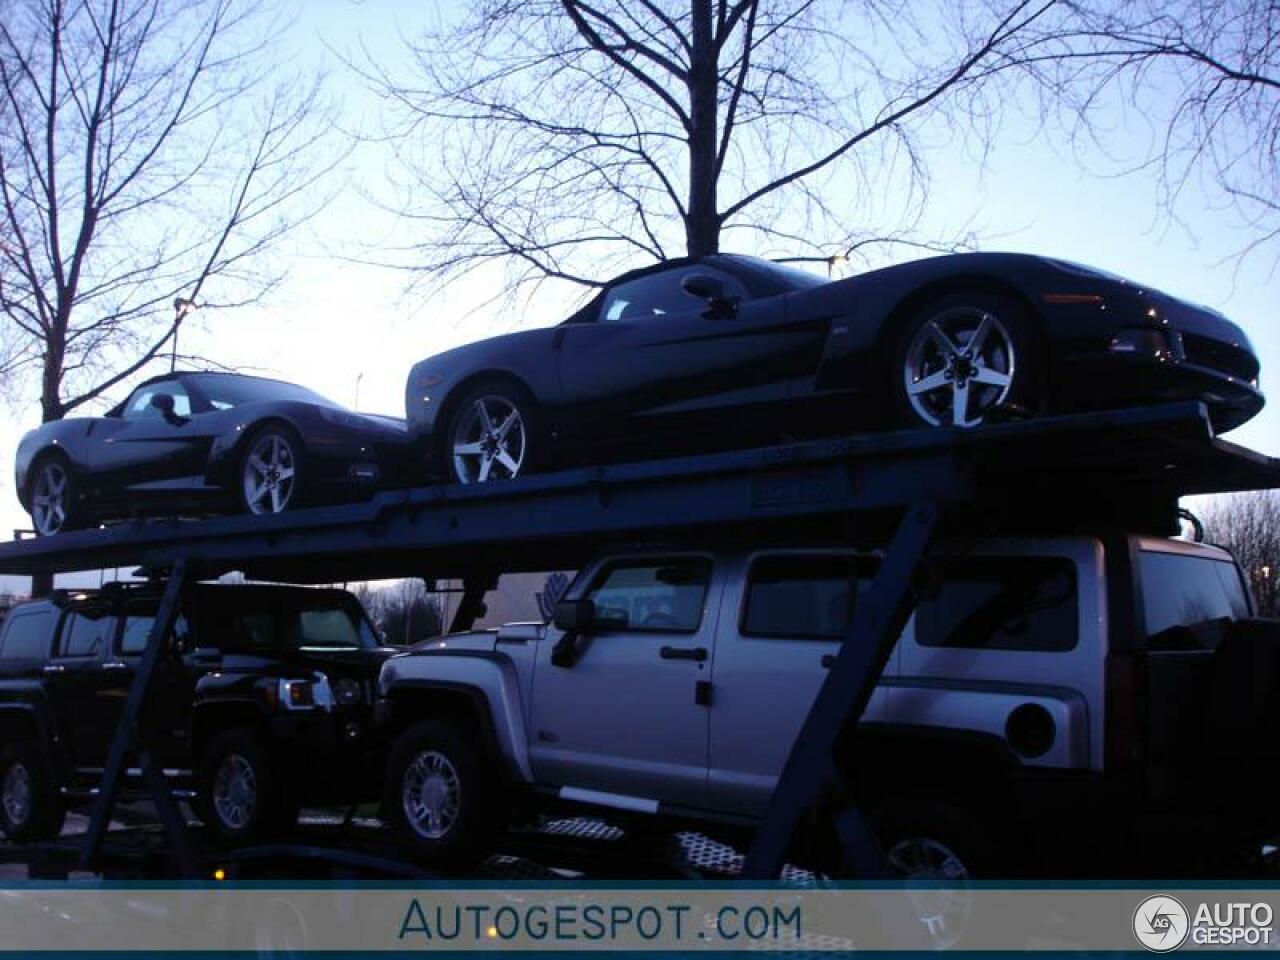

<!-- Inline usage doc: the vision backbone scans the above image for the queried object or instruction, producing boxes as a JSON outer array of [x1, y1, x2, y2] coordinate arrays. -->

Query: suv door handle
[[100, 661, 128, 672], [659, 645, 708, 662], [42, 664, 66, 675]]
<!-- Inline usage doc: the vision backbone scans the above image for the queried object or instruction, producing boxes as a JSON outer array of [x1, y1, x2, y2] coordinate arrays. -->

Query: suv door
[[43, 605, 118, 770], [110, 599, 196, 769], [706, 551, 886, 816], [528, 555, 719, 810]]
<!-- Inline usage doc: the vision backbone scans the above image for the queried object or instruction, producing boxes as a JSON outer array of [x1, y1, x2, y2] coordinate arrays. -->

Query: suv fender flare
[[380, 652, 532, 782], [0, 702, 66, 777]]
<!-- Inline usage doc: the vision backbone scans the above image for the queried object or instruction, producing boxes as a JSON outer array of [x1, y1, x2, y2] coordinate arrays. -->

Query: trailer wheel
[[198, 729, 293, 845], [0, 740, 65, 842], [386, 720, 499, 865]]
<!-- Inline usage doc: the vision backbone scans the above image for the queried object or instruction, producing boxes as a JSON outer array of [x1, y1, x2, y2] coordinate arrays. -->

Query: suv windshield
[[292, 605, 377, 651]]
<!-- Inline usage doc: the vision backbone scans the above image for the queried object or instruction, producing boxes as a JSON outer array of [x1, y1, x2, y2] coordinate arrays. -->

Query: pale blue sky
[[2, 0, 1276, 591]]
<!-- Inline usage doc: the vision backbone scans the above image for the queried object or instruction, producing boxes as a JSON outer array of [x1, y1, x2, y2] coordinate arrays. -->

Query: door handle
[[100, 661, 128, 672], [42, 664, 66, 675], [659, 645, 707, 662]]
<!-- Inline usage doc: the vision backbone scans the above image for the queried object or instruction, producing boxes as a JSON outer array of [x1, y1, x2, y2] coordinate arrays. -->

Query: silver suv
[[377, 533, 1271, 876]]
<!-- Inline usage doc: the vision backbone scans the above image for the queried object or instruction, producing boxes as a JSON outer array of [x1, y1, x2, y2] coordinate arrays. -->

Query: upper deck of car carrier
[[0, 400, 1275, 585], [0, 399, 1276, 883]]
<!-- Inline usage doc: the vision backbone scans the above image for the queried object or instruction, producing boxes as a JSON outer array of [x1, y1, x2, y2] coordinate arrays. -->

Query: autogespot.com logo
[[1133, 896, 1190, 952]]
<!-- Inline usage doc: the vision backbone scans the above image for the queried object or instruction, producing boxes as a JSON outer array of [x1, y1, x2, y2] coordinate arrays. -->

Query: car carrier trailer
[[0, 400, 1275, 881]]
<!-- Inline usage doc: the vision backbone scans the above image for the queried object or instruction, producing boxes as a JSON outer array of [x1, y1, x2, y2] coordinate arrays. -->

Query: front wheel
[[0, 741, 66, 842], [895, 292, 1041, 428], [444, 383, 539, 484], [239, 426, 305, 515], [27, 454, 80, 537], [385, 720, 500, 865], [197, 729, 293, 845]]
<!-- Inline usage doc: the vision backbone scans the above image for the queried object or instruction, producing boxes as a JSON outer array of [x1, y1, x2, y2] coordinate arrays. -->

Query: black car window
[[598, 267, 746, 323], [0, 610, 53, 660], [742, 554, 878, 640], [119, 613, 190, 655], [123, 382, 191, 420], [584, 558, 711, 633], [60, 611, 115, 658], [1139, 551, 1250, 641], [293, 607, 374, 651], [916, 558, 1078, 651]]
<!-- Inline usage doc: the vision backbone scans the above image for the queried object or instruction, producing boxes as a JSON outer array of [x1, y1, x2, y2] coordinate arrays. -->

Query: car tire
[[443, 381, 540, 484], [385, 720, 500, 865], [197, 729, 292, 846], [0, 740, 66, 842], [894, 291, 1042, 429], [26, 452, 81, 537], [237, 423, 307, 516], [870, 797, 1017, 947]]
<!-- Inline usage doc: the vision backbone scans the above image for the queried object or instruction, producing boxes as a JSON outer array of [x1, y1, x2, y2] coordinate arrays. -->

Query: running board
[[558, 787, 659, 814]]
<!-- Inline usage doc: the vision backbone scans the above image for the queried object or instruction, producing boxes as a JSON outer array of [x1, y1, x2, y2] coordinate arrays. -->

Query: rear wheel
[[27, 453, 80, 536], [0, 740, 66, 842], [445, 382, 539, 484], [895, 291, 1041, 428]]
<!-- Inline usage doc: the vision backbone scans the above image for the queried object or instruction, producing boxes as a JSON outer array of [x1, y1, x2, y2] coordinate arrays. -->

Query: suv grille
[[1182, 333, 1259, 382]]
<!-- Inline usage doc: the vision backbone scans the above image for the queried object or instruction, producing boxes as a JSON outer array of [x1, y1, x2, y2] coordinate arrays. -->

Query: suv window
[[60, 611, 114, 658], [1140, 550, 1249, 638], [294, 607, 373, 651], [119, 612, 191, 655], [742, 554, 878, 639], [917, 558, 1078, 651], [586, 558, 711, 633], [0, 609, 53, 660]]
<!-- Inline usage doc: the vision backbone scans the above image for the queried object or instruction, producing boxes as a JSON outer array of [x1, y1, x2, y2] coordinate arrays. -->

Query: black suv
[[0, 582, 392, 844]]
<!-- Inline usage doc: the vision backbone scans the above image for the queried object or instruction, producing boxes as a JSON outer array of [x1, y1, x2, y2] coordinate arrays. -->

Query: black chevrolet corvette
[[406, 252, 1264, 483], [16, 372, 411, 535]]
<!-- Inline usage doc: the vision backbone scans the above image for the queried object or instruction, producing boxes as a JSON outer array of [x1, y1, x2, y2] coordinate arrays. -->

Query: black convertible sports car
[[16, 372, 411, 535], [405, 252, 1263, 483]]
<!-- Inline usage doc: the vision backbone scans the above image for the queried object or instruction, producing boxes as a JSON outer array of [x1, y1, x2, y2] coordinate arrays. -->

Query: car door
[[555, 265, 819, 443], [528, 554, 720, 811], [87, 378, 216, 494], [42, 605, 119, 770], [706, 551, 892, 817]]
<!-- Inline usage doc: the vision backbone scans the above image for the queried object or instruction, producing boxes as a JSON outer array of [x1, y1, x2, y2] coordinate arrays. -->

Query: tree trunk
[[685, 0, 719, 258]]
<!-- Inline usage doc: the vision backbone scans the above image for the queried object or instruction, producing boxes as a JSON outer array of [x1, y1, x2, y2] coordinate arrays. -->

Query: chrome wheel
[[904, 308, 1015, 427], [242, 433, 297, 514], [451, 396, 526, 483], [212, 753, 258, 830], [401, 750, 461, 840], [886, 835, 973, 949], [1, 763, 31, 828], [30, 460, 70, 535]]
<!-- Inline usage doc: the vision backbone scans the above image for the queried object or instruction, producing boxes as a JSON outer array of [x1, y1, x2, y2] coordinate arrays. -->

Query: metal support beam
[[81, 561, 195, 876], [741, 501, 940, 879]]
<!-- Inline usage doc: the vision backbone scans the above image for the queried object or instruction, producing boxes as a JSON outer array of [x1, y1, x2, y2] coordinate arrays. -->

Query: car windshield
[[291, 604, 379, 651], [718, 255, 829, 292], [191, 373, 331, 411]]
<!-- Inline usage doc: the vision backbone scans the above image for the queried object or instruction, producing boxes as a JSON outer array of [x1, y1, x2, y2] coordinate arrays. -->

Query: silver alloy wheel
[[401, 749, 461, 840], [903, 308, 1016, 427], [1, 762, 31, 827], [242, 432, 297, 514], [212, 753, 257, 830], [886, 835, 973, 949], [451, 396, 526, 483], [30, 460, 70, 535]]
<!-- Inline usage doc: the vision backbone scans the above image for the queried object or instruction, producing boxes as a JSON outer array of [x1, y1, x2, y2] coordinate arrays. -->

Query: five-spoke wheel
[[897, 292, 1038, 429], [240, 428, 302, 515], [27, 455, 77, 536], [445, 383, 538, 485]]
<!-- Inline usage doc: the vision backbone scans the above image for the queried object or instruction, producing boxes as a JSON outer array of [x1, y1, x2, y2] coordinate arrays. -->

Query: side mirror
[[189, 646, 221, 665], [680, 273, 737, 317], [149, 393, 184, 424], [553, 599, 596, 633]]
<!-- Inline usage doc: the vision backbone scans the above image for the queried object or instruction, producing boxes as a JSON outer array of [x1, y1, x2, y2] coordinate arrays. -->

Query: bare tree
[[358, 579, 443, 647], [0, 0, 333, 423], [1019, 0, 1280, 259], [1199, 490, 1279, 617], [365, 0, 1060, 299]]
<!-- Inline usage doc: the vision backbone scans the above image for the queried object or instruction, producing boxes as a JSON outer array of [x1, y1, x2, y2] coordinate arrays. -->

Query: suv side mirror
[[553, 599, 595, 633]]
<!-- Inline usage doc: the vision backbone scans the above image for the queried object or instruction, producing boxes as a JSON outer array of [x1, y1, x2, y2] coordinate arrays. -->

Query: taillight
[[1105, 652, 1147, 771]]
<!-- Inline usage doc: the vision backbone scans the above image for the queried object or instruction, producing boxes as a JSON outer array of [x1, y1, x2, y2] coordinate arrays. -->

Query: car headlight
[[319, 407, 374, 430], [333, 677, 362, 706], [276, 674, 334, 711], [1109, 328, 1174, 360]]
